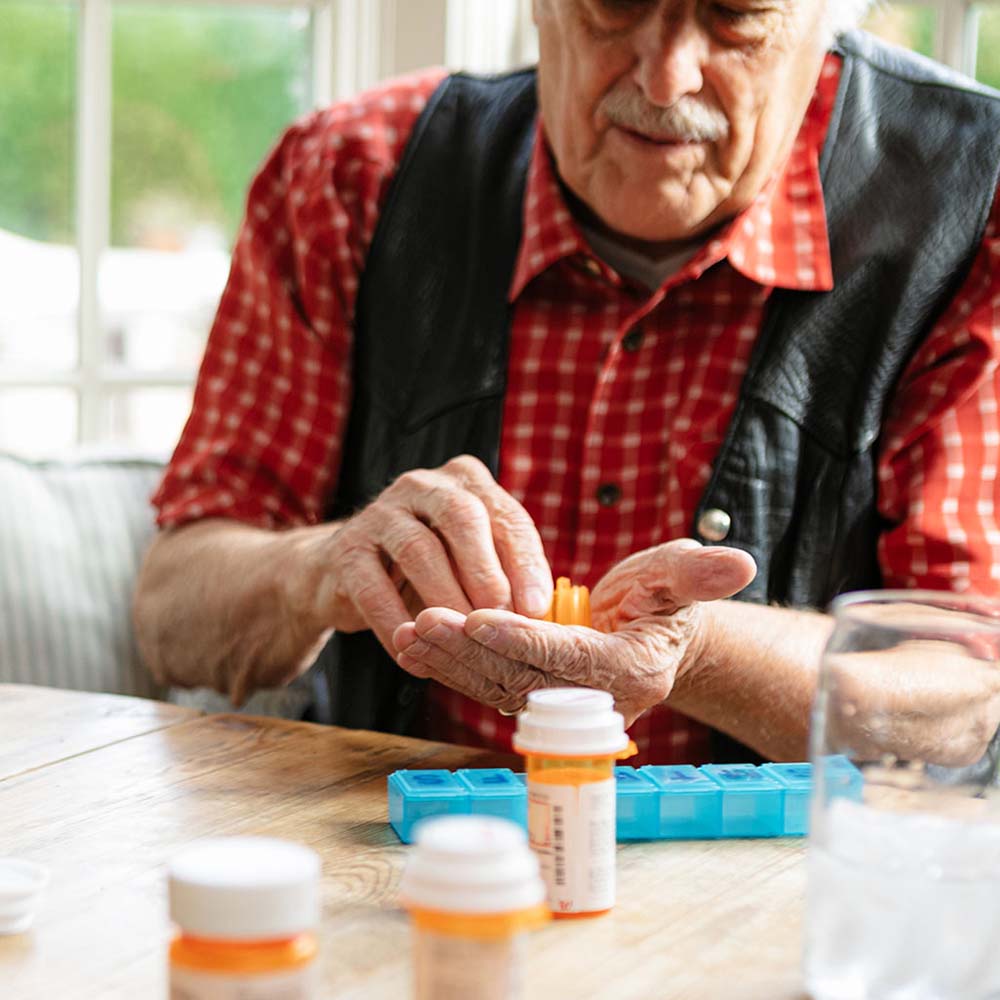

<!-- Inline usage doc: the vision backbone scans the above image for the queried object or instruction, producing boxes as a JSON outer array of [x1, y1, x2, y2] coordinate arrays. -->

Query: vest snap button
[[697, 508, 731, 542]]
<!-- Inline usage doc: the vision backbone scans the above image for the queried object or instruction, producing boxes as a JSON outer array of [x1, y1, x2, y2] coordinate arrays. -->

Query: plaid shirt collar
[[509, 53, 841, 301]]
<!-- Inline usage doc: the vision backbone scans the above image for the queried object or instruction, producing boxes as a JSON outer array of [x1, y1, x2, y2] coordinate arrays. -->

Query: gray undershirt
[[579, 222, 705, 292]]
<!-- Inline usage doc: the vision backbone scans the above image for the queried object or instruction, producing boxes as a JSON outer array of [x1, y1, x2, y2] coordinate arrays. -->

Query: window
[[863, 3, 938, 57], [974, 3, 1000, 87], [1, 0, 993, 457], [0, 0, 333, 456], [862, 1, 1000, 83], [0, 2, 78, 452]]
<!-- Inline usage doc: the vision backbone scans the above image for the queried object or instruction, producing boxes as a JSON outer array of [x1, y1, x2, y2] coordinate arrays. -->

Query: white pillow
[[0, 449, 315, 719], [0, 450, 165, 698]]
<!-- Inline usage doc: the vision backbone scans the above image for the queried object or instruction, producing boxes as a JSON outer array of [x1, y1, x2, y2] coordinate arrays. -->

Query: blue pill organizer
[[387, 758, 863, 844]]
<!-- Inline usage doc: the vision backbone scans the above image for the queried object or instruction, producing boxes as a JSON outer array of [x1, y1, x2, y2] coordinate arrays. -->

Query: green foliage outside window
[[976, 6, 1000, 91], [1, 2, 998, 251], [0, 4, 75, 243], [111, 6, 309, 249], [0, 3, 309, 248]]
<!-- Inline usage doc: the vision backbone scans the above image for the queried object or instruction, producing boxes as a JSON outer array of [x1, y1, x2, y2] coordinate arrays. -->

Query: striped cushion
[[0, 450, 314, 719], [0, 451, 165, 698]]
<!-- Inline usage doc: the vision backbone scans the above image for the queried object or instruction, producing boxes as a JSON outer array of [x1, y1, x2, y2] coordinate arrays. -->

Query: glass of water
[[806, 590, 1000, 1000]]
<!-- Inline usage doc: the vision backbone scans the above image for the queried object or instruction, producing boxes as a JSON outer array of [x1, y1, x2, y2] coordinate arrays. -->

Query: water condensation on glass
[[0, 2, 78, 374]]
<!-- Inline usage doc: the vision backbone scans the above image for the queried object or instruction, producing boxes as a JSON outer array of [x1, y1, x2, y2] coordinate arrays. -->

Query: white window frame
[[0, 0, 991, 449], [1, 0, 458, 448]]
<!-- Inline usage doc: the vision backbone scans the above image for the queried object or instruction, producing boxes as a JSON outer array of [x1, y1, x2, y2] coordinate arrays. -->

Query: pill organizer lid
[[514, 688, 629, 756], [399, 816, 544, 914], [169, 837, 320, 940], [0, 858, 50, 936]]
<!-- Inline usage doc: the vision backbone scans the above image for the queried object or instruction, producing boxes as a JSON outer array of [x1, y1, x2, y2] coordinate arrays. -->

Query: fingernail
[[522, 586, 551, 616], [470, 623, 498, 645], [424, 624, 451, 642]]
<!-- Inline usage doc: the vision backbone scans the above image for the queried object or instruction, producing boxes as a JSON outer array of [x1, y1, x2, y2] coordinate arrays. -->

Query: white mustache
[[601, 86, 729, 143]]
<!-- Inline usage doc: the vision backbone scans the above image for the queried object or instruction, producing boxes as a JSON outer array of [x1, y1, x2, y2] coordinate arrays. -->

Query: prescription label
[[170, 964, 316, 999], [527, 777, 615, 913], [414, 930, 524, 1000]]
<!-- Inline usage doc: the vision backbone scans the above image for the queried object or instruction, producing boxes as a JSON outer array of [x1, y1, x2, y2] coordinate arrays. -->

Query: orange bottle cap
[[544, 577, 591, 627]]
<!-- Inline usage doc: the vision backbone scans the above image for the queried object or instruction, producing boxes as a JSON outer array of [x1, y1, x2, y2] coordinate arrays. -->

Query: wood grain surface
[[0, 686, 809, 1000], [0, 684, 197, 781]]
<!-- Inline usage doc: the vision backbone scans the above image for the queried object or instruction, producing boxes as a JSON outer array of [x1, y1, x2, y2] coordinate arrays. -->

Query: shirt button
[[697, 508, 732, 542], [583, 258, 602, 277], [596, 483, 622, 507], [622, 327, 644, 353]]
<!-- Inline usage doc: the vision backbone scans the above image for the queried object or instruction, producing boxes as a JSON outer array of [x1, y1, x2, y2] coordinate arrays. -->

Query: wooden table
[[0, 685, 808, 999]]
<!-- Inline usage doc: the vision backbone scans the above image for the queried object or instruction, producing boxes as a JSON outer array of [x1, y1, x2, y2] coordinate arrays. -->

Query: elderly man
[[134, 0, 1000, 765]]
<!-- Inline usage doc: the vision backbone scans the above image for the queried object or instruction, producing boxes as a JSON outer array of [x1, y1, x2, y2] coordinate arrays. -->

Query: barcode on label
[[553, 804, 566, 887]]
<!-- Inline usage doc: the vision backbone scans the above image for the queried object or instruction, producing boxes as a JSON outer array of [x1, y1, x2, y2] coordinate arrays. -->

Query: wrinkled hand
[[828, 639, 1000, 769], [313, 455, 552, 657], [392, 539, 757, 724]]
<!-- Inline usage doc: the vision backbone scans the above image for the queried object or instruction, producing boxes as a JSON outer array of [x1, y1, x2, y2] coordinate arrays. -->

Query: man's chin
[[590, 195, 725, 248]]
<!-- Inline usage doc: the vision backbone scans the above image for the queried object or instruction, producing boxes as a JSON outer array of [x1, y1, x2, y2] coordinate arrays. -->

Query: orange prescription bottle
[[399, 815, 548, 1000], [514, 688, 636, 918], [168, 837, 320, 1000]]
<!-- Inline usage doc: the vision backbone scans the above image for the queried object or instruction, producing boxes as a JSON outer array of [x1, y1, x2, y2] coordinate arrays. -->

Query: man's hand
[[391, 540, 757, 723], [309, 455, 553, 658]]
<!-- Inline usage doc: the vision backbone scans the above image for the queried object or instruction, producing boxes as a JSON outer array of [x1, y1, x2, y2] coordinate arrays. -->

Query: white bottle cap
[[513, 688, 629, 756], [399, 816, 545, 914], [0, 858, 50, 936], [169, 837, 320, 940]]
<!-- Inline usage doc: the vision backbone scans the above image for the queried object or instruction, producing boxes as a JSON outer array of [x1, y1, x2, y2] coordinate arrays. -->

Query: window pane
[[0, 2, 78, 372], [0, 389, 78, 456], [862, 4, 937, 58], [106, 4, 313, 374], [100, 387, 194, 455], [975, 5, 1000, 89]]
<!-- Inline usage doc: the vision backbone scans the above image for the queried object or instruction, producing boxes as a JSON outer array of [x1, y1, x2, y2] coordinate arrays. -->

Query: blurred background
[[1, 0, 997, 458]]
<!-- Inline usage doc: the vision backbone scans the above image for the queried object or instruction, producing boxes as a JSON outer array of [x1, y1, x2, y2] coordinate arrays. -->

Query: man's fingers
[[463, 608, 601, 683], [378, 512, 474, 614], [676, 544, 757, 602], [377, 457, 553, 617], [349, 555, 416, 657], [616, 543, 756, 621], [490, 504, 554, 618], [441, 456, 553, 617], [404, 483, 512, 611], [394, 607, 550, 711]]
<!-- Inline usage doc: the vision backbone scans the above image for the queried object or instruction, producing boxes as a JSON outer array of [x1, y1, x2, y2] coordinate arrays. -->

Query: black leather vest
[[308, 31, 1000, 742]]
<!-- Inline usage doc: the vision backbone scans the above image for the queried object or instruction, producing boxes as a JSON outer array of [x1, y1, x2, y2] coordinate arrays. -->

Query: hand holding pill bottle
[[399, 815, 548, 1000], [168, 837, 320, 999]]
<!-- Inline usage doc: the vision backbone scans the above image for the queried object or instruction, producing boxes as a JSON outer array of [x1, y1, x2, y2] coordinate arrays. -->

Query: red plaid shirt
[[154, 55, 1000, 764]]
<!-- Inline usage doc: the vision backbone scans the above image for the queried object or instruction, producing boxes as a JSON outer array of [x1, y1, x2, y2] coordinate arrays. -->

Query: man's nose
[[631, 11, 707, 106]]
